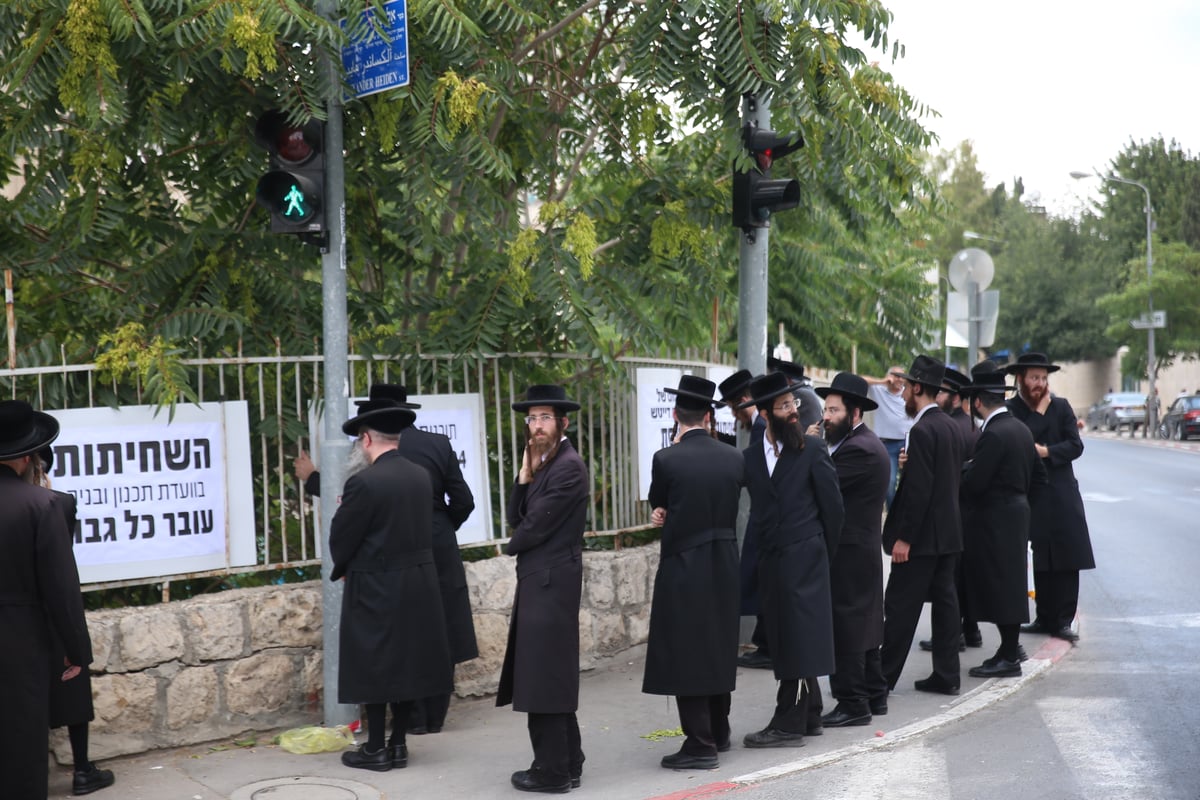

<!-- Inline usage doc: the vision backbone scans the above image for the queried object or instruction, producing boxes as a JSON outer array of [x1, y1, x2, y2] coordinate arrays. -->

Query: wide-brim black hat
[[898, 354, 946, 392], [359, 383, 421, 410], [512, 384, 580, 413], [941, 367, 970, 393], [815, 372, 878, 411], [737, 372, 795, 411], [961, 362, 1017, 395], [665, 374, 722, 410], [1005, 352, 1060, 375], [0, 400, 61, 460], [717, 369, 753, 404], [767, 356, 806, 382], [342, 401, 417, 436]]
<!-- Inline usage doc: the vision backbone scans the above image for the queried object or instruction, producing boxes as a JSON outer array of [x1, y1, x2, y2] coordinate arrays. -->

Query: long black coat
[[883, 406, 965, 557], [743, 434, 844, 680], [497, 439, 588, 714], [1007, 394, 1095, 571], [643, 429, 743, 696], [738, 414, 767, 615], [396, 427, 479, 665], [828, 424, 890, 654], [0, 467, 90, 800], [329, 450, 452, 704], [306, 427, 479, 665], [48, 490, 95, 728], [961, 411, 1048, 624], [949, 407, 979, 451]]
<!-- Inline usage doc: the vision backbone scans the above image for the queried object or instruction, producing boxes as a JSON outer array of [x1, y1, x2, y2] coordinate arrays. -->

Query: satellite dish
[[948, 248, 994, 292]]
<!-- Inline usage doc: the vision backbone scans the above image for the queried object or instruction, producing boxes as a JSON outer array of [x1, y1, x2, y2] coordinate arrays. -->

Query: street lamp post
[[1071, 171, 1157, 438]]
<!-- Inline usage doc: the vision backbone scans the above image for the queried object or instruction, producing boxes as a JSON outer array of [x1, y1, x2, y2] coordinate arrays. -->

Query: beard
[[1019, 377, 1047, 405], [825, 416, 852, 446], [769, 412, 806, 451], [904, 392, 918, 418], [937, 393, 955, 413], [527, 422, 563, 467], [345, 439, 370, 477]]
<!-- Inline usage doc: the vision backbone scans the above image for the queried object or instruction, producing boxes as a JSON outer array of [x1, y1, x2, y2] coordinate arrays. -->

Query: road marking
[[1096, 612, 1200, 629], [1038, 696, 1166, 796], [1081, 492, 1128, 503]]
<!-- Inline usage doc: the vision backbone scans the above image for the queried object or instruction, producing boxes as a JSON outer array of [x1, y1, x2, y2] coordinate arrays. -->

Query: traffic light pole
[[737, 93, 771, 395], [316, 1, 355, 727]]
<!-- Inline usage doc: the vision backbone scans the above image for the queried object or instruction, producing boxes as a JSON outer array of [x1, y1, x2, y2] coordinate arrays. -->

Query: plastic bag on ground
[[277, 725, 356, 754]]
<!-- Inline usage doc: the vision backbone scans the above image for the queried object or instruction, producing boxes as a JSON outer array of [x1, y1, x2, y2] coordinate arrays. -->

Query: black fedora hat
[[898, 355, 946, 392], [357, 383, 421, 410], [815, 372, 878, 411], [961, 362, 1017, 395], [767, 356, 806, 383], [512, 384, 580, 413], [342, 400, 416, 436], [665, 375, 722, 410], [1005, 352, 1060, 375], [941, 367, 970, 393], [737, 372, 795, 411], [718, 369, 753, 404], [0, 400, 61, 460]]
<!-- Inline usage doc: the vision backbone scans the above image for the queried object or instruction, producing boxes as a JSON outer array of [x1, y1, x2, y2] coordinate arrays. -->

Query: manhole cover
[[230, 777, 383, 800]]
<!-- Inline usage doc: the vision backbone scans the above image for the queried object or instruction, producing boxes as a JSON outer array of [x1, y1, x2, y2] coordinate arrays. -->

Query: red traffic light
[[254, 110, 321, 166]]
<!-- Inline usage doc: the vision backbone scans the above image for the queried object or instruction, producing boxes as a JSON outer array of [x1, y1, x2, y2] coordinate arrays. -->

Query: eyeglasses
[[773, 398, 798, 413], [524, 414, 558, 425]]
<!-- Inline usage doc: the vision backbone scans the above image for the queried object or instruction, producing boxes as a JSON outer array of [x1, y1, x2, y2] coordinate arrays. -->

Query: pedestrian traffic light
[[254, 110, 326, 235], [732, 124, 803, 231]]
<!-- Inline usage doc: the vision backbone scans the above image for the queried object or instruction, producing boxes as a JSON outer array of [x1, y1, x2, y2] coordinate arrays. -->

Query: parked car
[[1159, 395, 1200, 440], [1090, 392, 1147, 433], [1085, 401, 1106, 431]]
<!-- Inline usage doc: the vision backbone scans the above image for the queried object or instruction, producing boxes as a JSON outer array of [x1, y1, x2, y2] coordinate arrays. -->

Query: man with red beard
[[880, 355, 967, 697], [809, 373, 891, 727], [738, 373, 843, 747], [1005, 353, 1095, 643], [498, 385, 589, 793]]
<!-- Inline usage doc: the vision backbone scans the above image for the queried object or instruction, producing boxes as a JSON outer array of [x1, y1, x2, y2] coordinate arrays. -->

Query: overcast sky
[[869, 0, 1200, 216]]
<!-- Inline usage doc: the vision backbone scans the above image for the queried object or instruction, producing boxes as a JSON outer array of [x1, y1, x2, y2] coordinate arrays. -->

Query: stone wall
[[60, 544, 659, 761]]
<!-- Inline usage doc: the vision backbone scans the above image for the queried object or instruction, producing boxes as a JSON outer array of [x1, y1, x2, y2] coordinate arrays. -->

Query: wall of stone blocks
[[58, 543, 659, 761]]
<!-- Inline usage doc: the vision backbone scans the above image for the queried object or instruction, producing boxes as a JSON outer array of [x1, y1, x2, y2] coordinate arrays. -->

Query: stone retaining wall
[[59, 544, 659, 762]]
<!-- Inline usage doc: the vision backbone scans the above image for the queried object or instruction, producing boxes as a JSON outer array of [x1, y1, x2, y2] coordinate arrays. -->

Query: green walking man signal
[[254, 109, 326, 235]]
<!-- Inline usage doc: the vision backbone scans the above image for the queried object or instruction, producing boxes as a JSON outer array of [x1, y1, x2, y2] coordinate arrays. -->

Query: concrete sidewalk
[[49, 626, 1074, 800]]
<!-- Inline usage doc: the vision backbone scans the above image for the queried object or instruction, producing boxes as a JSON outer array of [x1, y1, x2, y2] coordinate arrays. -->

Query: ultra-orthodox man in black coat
[[496, 440, 588, 714], [48, 490, 95, 730], [330, 449, 453, 705], [960, 410, 1047, 624], [0, 403, 91, 800], [644, 432, 743, 695]]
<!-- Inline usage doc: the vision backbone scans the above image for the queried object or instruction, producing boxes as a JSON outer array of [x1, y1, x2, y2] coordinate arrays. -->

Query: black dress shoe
[[737, 649, 773, 669], [511, 769, 571, 794], [342, 744, 392, 772], [717, 739, 731, 753], [963, 629, 984, 648], [387, 742, 408, 768], [1051, 627, 1079, 642], [968, 657, 1021, 678], [1021, 620, 1052, 635], [821, 708, 871, 727], [570, 774, 582, 789], [743, 727, 806, 748], [869, 696, 888, 716], [661, 751, 719, 770], [407, 724, 429, 735], [919, 635, 966, 652], [913, 675, 960, 696], [73, 764, 115, 796]]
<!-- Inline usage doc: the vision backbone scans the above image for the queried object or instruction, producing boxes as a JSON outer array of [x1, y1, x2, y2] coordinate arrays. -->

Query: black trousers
[[750, 616, 770, 654], [527, 712, 584, 783], [769, 677, 822, 734], [1032, 569, 1080, 630], [675, 694, 731, 757], [408, 693, 452, 731], [882, 553, 961, 689], [828, 646, 888, 713]]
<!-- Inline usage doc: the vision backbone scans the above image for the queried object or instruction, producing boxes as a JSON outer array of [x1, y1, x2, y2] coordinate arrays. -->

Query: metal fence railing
[[2, 348, 734, 595]]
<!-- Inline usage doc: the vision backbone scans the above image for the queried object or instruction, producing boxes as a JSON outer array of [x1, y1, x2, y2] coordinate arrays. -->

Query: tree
[[0, 1, 939, 401]]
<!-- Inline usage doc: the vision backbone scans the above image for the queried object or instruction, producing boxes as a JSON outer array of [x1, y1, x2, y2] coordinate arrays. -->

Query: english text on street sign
[[1130, 310, 1167, 329]]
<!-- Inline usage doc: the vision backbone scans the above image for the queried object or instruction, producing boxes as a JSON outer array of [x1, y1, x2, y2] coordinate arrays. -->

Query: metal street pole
[[1071, 172, 1157, 437], [316, 0, 355, 725]]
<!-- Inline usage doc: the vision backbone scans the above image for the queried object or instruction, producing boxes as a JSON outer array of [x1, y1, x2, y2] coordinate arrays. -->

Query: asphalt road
[[733, 434, 1200, 800]]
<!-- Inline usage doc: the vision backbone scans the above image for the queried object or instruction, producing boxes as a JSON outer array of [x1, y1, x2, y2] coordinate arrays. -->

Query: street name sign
[[342, 0, 409, 99]]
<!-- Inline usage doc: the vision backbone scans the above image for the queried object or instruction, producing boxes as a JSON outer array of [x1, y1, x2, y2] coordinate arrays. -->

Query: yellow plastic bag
[[277, 725, 356, 754]]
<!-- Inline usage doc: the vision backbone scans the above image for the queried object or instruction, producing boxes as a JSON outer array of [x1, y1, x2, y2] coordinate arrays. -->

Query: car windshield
[[1108, 394, 1144, 405], [1181, 397, 1200, 411]]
